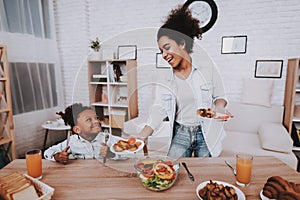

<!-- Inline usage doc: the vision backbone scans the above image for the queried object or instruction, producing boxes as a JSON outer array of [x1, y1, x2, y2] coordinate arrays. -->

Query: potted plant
[[89, 37, 102, 60], [90, 37, 101, 52]]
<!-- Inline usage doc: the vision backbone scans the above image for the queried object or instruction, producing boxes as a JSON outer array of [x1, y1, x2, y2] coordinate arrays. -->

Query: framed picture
[[117, 45, 137, 60], [156, 53, 169, 68], [221, 35, 247, 54], [254, 60, 283, 78]]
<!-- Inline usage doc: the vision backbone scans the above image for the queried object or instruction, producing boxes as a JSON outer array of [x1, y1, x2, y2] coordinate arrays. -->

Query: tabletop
[[0, 156, 299, 200], [42, 120, 71, 130]]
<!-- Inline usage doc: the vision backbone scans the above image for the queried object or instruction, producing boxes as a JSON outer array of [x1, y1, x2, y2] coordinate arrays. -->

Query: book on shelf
[[108, 64, 115, 82], [292, 122, 300, 147], [92, 74, 107, 78]]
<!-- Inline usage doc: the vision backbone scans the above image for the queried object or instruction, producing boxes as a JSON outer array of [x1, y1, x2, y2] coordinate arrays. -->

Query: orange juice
[[236, 154, 253, 186], [26, 149, 42, 179]]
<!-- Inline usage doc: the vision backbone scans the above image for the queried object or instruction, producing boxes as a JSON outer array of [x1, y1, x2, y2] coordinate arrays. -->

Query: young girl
[[44, 103, 117, 163]]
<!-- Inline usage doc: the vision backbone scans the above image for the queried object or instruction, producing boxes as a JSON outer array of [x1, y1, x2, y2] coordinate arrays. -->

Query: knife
[[103, 131, 109, 164], [225, 160, 236, 176], [182, 162, 194, 182]]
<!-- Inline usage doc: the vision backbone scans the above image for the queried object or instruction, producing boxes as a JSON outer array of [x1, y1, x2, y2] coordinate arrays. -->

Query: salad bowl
[[133, 156, 180, 191]]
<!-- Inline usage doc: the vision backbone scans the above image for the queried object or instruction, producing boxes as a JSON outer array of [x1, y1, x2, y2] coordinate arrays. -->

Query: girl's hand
[[54, 146, 70, 164], [100, 142, 109, 157]]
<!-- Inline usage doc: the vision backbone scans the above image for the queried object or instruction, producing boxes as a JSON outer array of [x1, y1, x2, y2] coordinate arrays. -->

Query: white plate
[[196, 180, 246, 200], [110, 138, 144, 155], [260, 189, 275, 200], [213, 113, 233, 121]]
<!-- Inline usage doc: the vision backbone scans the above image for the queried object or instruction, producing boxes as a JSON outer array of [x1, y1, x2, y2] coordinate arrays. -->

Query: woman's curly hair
[[157, 5, 202, 53], [56, 103, 92, 133]]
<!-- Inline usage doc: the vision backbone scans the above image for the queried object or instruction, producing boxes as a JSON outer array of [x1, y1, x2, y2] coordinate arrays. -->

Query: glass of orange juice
[[235, 153, 253, 187], [26, 149, 42, 179]]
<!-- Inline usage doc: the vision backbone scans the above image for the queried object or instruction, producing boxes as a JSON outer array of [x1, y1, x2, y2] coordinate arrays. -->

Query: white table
[[42, 121, 71, 151]]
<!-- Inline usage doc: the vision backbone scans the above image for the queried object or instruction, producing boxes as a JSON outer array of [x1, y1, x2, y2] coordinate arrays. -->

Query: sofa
[[123, 102, 298, 170], [221, 102, 297, 170]]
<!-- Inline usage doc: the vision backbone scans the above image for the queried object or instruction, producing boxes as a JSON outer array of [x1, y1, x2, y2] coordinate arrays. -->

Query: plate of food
[[260, 189, 273, 200], [213, 113, 233, 121], [196, 180, 245, 200], [197, 108, 232, 121], [197, 108, 216, 118], [260, 176, 299, 200], [110, 137, 144, 155]]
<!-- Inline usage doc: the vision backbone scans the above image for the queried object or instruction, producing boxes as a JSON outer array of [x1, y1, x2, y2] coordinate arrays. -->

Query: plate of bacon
[[110, 138, 144, 155]]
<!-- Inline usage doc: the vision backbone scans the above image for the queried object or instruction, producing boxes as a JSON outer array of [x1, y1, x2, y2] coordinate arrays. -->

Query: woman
[[136, 5, 230, 158]]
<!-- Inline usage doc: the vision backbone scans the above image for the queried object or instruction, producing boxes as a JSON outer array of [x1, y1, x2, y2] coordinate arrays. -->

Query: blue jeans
[[167, 122, 211, 158]]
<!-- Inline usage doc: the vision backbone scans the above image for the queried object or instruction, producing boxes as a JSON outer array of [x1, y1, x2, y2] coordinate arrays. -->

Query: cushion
[[241, 79, 273, 107], [221, 130, 297, 169], [258, 123, 293, 153]]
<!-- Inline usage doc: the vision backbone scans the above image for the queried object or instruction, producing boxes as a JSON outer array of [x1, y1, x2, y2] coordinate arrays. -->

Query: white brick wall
[[54, 0, 300, 118]]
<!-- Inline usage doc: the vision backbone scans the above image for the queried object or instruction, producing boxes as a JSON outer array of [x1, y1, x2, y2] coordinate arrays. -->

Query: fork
[[182, 162, 194, 182], [103, 130, 109, 164]]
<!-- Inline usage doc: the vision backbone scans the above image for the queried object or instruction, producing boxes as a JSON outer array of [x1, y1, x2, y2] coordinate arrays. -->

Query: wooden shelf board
[[90, 82, 107, 85], [109, 82, 127, 86], [0, 109, 10, 113], [110, 104, 128, 108], [293, 117, 300, 122], [88, 60, 106, 62], [0, 138, 12, 145], [92, 74, 107, 79], [292, 146, 300, 151], [91, 102, 109, 106], [101, 124, 110, 128]]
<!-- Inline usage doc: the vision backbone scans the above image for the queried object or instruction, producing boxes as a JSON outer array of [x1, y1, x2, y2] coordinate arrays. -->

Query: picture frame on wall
[[254, 60, 283, 78], [156, 53, 169, 68], [117, 45, 137, 60], [221, 35, 247, 54]]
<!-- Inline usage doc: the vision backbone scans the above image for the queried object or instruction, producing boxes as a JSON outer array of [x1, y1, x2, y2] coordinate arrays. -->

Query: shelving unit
[[88, 59, 138, 136], [283, 58, 300, 135], [0, 45, 16, 160]]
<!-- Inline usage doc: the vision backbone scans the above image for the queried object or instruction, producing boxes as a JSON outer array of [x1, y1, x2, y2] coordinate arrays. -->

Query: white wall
[[54, 0, 300, 118], [0, 1, 66, 157]]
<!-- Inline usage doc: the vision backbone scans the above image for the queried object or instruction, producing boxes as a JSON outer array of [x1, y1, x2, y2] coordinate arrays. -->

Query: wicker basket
[[24, 174, 54, 200]]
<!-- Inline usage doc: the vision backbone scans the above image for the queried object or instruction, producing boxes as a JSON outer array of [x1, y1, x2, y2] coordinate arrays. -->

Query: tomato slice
[[135, 141, 142, 147], [153, 163, 174, 180], [127, 138, 136, 145], [136, 162, 153, 173], [142, 170, 154, 178]]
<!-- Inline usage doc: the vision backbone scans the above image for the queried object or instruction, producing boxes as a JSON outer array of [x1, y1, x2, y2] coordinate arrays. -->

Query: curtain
[[0, 0, 51, 38], [0, 0, 60, 114]]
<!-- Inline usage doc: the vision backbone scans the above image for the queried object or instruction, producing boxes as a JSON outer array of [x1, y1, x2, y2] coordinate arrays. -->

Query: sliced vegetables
[[153, 163, 174, 180], [135, 160, 178, 191]]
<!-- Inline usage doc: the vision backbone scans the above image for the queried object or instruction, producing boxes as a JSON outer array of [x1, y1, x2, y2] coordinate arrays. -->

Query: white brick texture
[[54, 0, 300, 118]]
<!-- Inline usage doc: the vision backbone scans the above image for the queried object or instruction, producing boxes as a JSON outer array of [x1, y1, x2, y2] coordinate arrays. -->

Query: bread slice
[[0, 172, 39, 200], [11, 185, 39, 200]]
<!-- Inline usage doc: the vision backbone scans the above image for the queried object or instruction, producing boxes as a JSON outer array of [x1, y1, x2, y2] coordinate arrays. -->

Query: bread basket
[[24, 174, 54, 200]]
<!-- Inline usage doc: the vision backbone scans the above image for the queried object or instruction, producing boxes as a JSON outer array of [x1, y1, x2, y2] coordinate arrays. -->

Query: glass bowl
[[133, 156, 180, 191]]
